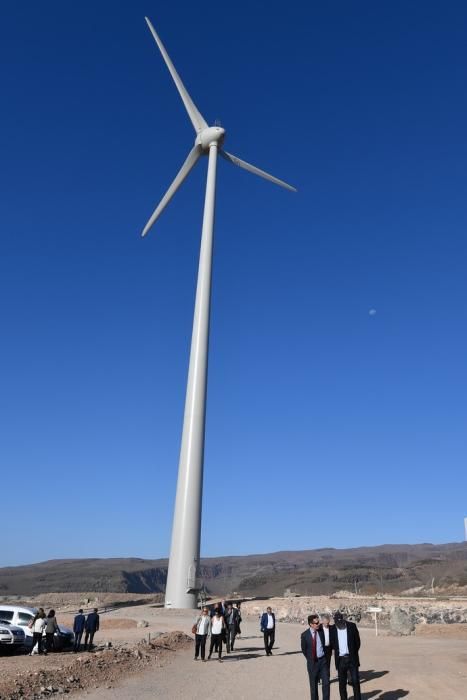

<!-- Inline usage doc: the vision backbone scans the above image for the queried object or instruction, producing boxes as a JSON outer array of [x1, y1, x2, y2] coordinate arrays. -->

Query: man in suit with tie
[[329, 611, 361, 700], [301, 614, 330, 700]]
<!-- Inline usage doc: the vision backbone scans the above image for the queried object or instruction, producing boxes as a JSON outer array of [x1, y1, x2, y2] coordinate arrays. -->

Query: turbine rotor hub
[[196, 126, 225, 151]]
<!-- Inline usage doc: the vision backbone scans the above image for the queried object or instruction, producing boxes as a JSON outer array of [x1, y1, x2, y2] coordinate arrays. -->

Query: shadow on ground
[[223, 652, 263, 661], [360, 669, 389, 682], [362, 692, 409, 700]]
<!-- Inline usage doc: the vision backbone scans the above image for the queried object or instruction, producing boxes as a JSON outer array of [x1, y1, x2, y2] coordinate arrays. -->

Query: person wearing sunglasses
[[301, 614, 330, 700]]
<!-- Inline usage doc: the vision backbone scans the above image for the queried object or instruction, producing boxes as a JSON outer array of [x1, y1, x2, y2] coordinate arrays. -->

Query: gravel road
[[77, 615, 467, 699]]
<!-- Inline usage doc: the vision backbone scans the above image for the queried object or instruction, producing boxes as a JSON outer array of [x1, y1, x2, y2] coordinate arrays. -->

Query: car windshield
[[0, 619, 11, 625]]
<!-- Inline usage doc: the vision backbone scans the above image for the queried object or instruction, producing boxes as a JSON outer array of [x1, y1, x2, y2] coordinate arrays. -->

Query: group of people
[[29, 608, 60, 655], [28, 606, 100, 654], [301, 611, 361, 700], [192, 600, 242, 661], [192, 603, 361, 700], [72, 607, 100, 652], [259, 602, 361, 700]]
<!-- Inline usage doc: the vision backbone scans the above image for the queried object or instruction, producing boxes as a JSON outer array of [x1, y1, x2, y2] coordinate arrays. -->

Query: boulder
[[390, 607, 415, 635]]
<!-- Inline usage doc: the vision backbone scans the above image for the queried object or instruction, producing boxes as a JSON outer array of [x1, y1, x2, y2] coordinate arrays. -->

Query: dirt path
[[77, 615, 467, 699]]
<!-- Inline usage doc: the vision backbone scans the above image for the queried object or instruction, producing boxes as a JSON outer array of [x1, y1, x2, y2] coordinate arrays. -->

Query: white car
[[0, 619, 26, 649], [0, 605, 74, 650]]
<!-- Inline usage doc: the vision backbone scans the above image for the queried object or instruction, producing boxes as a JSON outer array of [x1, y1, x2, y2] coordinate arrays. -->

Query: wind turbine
[[141, 17, 296, 609]]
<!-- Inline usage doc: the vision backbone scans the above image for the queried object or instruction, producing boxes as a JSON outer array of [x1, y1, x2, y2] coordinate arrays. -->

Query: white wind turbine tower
[[141, 17, 296, 609]]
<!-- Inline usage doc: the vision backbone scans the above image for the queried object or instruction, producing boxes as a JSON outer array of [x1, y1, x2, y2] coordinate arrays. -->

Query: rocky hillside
[[1, 542, 467, 597], [242, 593, 467, 633]]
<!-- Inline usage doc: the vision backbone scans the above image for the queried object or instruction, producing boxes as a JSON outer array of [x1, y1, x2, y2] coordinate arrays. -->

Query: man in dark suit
[[260, 606, 276, 656], [301, 614, 330, 700], [73, 608, 85, 652], [84, 608, 100, 651], [321, 613, 333, 676], [224, 603, 239, 652], [329, 611, 361, 700]]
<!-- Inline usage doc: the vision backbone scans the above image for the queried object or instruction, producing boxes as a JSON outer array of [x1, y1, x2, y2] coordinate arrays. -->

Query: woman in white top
[[208, 610, 226, 661], [193, 607, 211, 661], [31, 608, 47, 655]]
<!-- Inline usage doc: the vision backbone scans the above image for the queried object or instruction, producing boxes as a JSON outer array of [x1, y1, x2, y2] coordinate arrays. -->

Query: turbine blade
[[142, 145, 202, 237], [145, 17, 208, 134], [220, 150, 297, 192]]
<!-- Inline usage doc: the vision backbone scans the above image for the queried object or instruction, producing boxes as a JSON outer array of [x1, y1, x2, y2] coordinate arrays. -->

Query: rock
[[137, 620, 149, 628], [390, 607, 415, 635]]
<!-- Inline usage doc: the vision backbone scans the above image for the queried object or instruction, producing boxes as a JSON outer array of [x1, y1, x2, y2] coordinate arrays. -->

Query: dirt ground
[[1, 601, 467, 699], [77, 614, 467, 700], [0, 630, 191, 700], [415, 622, 467, 638]]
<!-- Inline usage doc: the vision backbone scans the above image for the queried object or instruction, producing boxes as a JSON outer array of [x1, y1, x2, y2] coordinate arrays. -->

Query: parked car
[[0, 605, 74, 650], [0, 619, 26, 652]]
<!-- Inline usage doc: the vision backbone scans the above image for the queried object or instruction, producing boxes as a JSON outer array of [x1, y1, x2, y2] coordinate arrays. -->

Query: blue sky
[[1, 1, 466, 566]]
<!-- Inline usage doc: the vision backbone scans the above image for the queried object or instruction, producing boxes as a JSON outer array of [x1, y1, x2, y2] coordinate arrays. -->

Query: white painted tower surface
[[139, 18, 296, 609]]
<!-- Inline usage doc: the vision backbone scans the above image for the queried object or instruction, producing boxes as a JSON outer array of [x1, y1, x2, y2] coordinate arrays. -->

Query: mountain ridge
[[1, 542, 466, 597]]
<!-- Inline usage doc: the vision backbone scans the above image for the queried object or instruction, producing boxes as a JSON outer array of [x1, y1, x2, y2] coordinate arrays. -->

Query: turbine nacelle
[[195, 126, 226, 151]]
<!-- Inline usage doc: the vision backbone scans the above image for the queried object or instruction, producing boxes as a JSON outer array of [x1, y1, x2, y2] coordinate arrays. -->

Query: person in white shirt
[[321, 614, 333, 676], [329, 612, 361, 700], [260, 606, 276, 656], [30, 608, 47, 655], [208, 610, 226, 662], [301, 614, 330, 700]]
